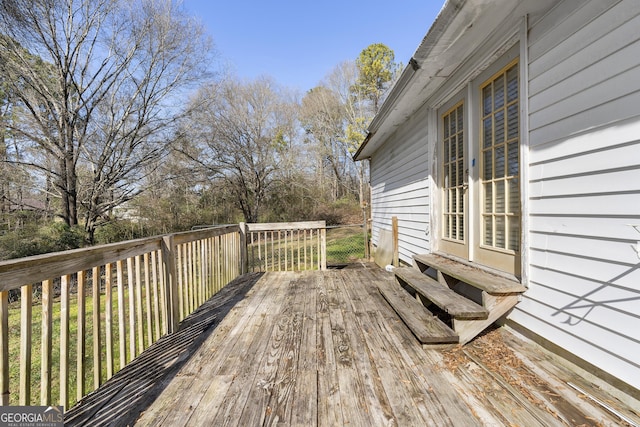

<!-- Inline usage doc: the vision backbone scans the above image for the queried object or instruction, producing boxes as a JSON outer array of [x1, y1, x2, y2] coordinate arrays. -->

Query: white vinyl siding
[[370, 106, 430, 265], [512, 0, 640, 390]]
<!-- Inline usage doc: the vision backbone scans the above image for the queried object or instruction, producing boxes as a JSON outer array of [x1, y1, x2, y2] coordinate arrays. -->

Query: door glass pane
[[452, 188, 457, 212], [444, 139, 449, 162], [483, 216, 493, 246], [495, 180, 505, 213], [445, 214, 450, 237], [483, 118, 492, 148], [483, 150, 492, 179], [507, 141, 519, 176], [495, 110, 505, 143], [480, 61, 520, 253], [509, 217, 519, 251], [484, 182, 493, 212], [442, 103, 465, 242], [495, 216, 506, 249], [495, 145, 505, 177], [507, 66, 518, 102], [450, 135, 457, 160], [508, 178, 519, 214], [444, 115, 450, 138], [450, 111, 456, 136], [494, 75, 505, 110], [507, 104, 518, 140], [483, 86, 492, 115]]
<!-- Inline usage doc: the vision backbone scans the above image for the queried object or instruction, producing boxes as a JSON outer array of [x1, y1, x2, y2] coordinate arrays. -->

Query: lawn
[[7, 286, 142, 408]]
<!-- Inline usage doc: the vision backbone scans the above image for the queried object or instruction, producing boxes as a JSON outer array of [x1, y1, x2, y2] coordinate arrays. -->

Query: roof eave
[[353, 0, 466, 161]]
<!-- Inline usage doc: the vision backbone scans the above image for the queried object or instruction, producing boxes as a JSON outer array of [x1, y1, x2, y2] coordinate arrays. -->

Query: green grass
[[7, 288, 140, 408], [326, 227, 367, 264]]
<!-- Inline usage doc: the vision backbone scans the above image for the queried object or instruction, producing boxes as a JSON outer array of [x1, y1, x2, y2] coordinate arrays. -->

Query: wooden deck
[[66, 264, 640, 426]]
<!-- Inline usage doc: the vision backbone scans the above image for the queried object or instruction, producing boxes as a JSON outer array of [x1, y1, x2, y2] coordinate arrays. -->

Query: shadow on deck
[[65, 272, 263, 426], [66, 264, 640, 426]]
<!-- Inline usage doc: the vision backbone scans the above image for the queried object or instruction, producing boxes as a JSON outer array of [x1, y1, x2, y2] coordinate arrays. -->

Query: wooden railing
[[242, 221, 327, 272], [0, 221, 326, 410], [0, 225, 241, 409]]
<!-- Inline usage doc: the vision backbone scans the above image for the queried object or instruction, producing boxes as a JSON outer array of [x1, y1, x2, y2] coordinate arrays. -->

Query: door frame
[[435, 43, 524, 279]]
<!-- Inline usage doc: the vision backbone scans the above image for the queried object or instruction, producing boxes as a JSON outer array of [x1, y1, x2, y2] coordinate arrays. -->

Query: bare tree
[[179, 76, 296, 223], [0, 0, 213, 242], [300, 85, 352, 201]]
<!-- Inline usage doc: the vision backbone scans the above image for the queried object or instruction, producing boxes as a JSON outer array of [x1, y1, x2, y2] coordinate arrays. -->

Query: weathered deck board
[[64, 272, 263, 426], [67, 264, 640, 427]]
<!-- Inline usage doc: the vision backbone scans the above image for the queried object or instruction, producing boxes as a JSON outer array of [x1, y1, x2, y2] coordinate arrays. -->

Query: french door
[[440, 57, 521, 277], [440, 101, 468, 260]]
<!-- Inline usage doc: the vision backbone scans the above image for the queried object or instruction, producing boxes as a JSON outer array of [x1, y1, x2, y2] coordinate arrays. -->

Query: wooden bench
[[394, 267, 488, 320], [377, 280, 458, 344]]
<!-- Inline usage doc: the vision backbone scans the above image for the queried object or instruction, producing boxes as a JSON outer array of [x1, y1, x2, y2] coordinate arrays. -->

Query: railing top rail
[[173, 225, 239, 245], [0, 225, 241, 292], [246, 221, 326, 232], [0, 236, 162, 292]]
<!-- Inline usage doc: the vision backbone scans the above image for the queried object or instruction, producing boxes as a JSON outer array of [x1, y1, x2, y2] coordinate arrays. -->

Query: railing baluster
[[297, 229, 301, 270], [200, 239, 206, 304], [127, 257, 136, 360], [116, 260, 126, 369], [216, 236, 222, 292], [188, 242, 194, 314], [60, 274, 70, 409], [151, 251, 161, 342], [41, 280, 53, 405], [144, 253, 153, 349], [105, 263, 114, 379], [134, 256, 144, 354], [76, 271, 86, 401], [92, 266, 101, 390], [19, 284, 32, 405], [176, 244, 184, 321], [0, 291, 8, 405]]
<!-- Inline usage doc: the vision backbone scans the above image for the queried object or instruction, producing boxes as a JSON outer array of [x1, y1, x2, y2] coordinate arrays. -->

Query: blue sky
[[183, 1, 444, 92]]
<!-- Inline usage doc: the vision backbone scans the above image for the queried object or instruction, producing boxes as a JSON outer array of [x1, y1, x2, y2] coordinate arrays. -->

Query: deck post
[[392, 216, 399, 267], [239, 222, 248, 275], [320, 221, 327, 271], [0, 291, 8, 405], [363, 206, 370, 260], [162, 235, 180, 333]]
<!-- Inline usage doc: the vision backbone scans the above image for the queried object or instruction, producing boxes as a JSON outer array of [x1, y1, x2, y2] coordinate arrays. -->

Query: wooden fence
[[0, 225, 241, 409], [0, 221, 328, 409]]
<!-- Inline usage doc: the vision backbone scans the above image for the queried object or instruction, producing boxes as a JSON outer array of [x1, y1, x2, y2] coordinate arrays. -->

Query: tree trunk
[[0, 132, 7, 216], [59, 152, 78, 226]]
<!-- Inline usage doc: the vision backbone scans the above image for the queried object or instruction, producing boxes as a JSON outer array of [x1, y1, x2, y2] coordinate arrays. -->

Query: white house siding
[[512, 0, 640, 390], [370, 106, 430, 265]]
